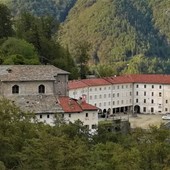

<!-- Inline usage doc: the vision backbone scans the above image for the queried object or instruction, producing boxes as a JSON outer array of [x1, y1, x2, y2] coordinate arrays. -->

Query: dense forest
[[0, 0, 77, 22], [57, 0, 170, 76], [2, 0, 170, 76], [0, 3, 80, 79], [0, 98, 170, 170]]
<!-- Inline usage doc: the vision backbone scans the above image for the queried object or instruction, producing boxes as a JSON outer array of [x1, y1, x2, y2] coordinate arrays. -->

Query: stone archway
[[134, 105, 140, 114]]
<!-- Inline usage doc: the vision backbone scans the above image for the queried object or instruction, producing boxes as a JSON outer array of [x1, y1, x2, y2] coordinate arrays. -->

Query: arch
[[134, 105, 140, 114], [38, 84, 45, 94], [12, 85, 19, 94]]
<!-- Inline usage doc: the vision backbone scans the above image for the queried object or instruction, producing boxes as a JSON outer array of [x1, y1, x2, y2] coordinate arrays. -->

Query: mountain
[[0, 0, 77, 22], [2, 0, 170, 74], [58, 0, 170, 65]]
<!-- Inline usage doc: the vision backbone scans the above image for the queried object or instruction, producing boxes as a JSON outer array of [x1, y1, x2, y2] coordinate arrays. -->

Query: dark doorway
[[134, 105, 140, 113]]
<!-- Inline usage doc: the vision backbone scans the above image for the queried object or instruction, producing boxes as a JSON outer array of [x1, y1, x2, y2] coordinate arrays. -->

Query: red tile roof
[[68, 80, 87, 90], [129, 74, 170, 84], [58, 96, 98, 113], [81, 78, 111, 86], [68, 74, 170, 89]]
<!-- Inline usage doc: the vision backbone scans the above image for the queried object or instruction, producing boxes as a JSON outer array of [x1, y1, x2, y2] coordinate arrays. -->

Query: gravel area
[[128, 114, 168, 129]]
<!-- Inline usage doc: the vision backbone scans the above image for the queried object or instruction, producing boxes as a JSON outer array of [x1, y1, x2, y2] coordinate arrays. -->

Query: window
[[136, 84, 139, 88], [47, 114, 50, 118], [151, 99, 154, 104], [40, 115, 42, 119], [144, 85, 146, 88], [86, 113, 88, 117], [152, 85, 154, 88], [117, 93, 119, 97], [104, 94, 106, 98], [99, 88, 102, 91], [90, 96, 92, 100], [113, 94, 115, 97], [152, 92, 154, 96], [144, 99, 146, 103], [95, 95, 97, 99], [130, 92, 132, 96], [117, 86, 119, 89], [136, 99, 138, 103], [90, 88, 92, 91], [165, 108, 168, 112], [69, 114, 71, 118], [159, 85, 162, 89], [122, 85, 124, 89], [166, 100, 168, 104], [12, 85, 19, 94], [39, 85, 45, 93], [117, 101, 119, 105], [159, 92, 162, 97], [99, 95, 102, 99], [108, 94, 111, 98], [95, 88, 97, 91], [104, 102, 106, 106], [144, 92, 146, 96], [151, 107, 154, 113], [99, 103, 101, 107], [136, 91, 138, 96], [113, 101, 115, 105], [121, 100, 123, 104], [85, 125, 89, 129], [143, 107, 146, 112], [92, 124, 96, 129]]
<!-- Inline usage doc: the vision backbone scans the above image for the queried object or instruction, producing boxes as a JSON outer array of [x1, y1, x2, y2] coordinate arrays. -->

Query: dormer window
[[38, 85, 45, 94], [12, 85, 19, 94]]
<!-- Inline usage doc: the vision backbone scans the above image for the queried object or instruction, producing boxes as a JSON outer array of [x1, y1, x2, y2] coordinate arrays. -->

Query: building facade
[[0, 65, 98, 129], [69, 74, 170, 115]]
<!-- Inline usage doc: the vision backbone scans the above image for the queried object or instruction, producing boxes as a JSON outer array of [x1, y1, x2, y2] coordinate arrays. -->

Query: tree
[[0, 37, 39, 64], [0, 4, 13, 39], [75, 41, 90, 79]]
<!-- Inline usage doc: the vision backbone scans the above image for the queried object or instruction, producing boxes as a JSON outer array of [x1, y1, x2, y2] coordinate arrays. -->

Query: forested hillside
[[59, 0, 170, 76], [2, 0, 170, 76], [0, 0, 77, 22]]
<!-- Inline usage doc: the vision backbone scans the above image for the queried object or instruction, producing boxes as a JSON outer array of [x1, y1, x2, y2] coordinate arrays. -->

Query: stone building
[[0, 65, 98, 128]]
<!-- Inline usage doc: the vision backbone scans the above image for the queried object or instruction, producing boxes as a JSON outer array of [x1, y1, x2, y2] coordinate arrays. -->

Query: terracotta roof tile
[[68, 80, 87, 90], [58, 96, 98, 113], [68, 74, 170, 90], [81, 78, 111, 86]]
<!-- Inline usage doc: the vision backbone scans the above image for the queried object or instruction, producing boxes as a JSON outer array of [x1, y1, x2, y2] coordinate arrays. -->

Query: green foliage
[[58, 0, 170, 75], [0, 98, 170, 169], [14, 12, 79, 79], [4, 0, 77, 22], [0, 3, 13, 38], [0, 37, 39, 64]]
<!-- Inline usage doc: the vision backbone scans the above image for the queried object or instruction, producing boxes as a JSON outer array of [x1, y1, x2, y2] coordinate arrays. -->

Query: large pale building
[[68, 74, 170, 115]]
